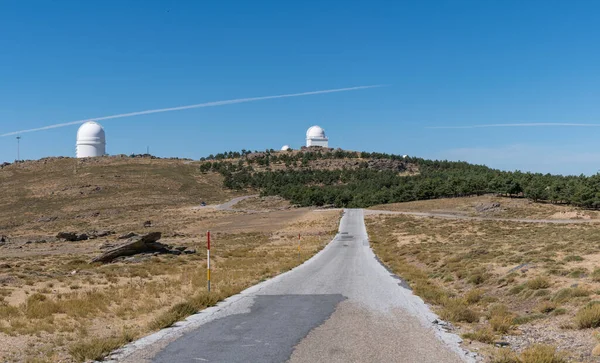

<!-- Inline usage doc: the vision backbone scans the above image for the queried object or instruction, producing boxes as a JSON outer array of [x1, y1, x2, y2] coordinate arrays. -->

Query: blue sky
[[1, 0, 600, 175]]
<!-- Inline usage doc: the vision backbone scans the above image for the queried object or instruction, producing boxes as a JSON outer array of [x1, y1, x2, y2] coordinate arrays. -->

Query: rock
[[96, 230, 114, 237], [27, 239, 47, 244], [0, 235, 6, 243], [99, 243, 116, 250], [56, 232, 78, 241], [89, 230, 114, 238], [475, 202, 501, 213], [118, 232, 137, 239], [143, 220, 153, 228], [36, 216, 58, 223], [184, 249, 197, 254], [495, 341, 510, 347], [56, 232, 88, 242], [174, 246, 187, 252], [91, 232, 165, 263], [509, 263, 530, 273], [593, 343, 600, 356]]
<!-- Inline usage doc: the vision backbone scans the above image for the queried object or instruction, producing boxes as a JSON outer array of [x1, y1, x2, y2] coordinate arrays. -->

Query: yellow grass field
[[366, 197, 600, 362]]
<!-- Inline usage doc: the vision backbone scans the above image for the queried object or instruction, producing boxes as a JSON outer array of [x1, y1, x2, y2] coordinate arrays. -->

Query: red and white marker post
[[207, 231, 211, 292]]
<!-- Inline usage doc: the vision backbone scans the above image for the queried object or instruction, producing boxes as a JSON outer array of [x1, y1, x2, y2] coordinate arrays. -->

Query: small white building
[[281, 145, 291, 151], [76, 121, 106, 158], [306, 125, 328, 148]]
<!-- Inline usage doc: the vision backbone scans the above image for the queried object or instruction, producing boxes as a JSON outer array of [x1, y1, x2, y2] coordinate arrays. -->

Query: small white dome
[[306, 125, 325, 139], [76, 121, 106, 158], [281, 145, 291, 151]]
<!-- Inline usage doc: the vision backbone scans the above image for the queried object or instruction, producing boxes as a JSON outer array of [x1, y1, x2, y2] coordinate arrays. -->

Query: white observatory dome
[[281, 145, 291, 151], [306, 125, 326, 139], [76, 121, 106, 158], [306, 125, 329, 148]]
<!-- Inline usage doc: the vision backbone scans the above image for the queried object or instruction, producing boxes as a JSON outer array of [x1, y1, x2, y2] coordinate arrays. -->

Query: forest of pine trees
[[199, 149, 600, 209]]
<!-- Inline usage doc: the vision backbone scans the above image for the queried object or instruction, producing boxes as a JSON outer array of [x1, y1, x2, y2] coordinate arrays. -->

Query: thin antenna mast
[[16, 136, 21, 161]]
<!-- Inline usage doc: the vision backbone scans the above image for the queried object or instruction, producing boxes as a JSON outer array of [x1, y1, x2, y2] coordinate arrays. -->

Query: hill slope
[[0, 156, 236, 236]]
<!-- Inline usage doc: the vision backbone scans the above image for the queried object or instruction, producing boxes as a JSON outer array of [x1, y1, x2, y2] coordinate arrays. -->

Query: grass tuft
[[462, 327, 495, 344], [68, 331, 136, 362], [520, 344, 566, 363], [575, 303, 600, 329], [439, 298, 479, 323], [526, 277, 551, 290]]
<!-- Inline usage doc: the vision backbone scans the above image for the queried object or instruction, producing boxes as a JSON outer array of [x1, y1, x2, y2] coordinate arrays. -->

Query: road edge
[[104, 211, 345, 362]]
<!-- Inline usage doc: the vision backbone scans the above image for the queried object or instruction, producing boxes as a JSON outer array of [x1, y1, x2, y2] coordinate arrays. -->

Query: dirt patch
[[549, 211, 592, 220], [370, 195, 600, 220]]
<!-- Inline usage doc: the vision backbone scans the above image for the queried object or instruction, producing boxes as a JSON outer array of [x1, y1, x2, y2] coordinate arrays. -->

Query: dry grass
[[0, 217, 339, 362], [68, 329, 136, 362], [366, 206, 600, 361], [492, 345, 566, 363], [462, 327, 495, 344], [0, 156, 241, 238], [575, 304, 600, 329], [0, 156, 341, 362]]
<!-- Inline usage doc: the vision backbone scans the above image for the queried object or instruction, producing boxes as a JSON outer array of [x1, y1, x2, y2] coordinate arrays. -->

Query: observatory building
[[306, 125, 328, 148], [281, 145, 291, 151], [76, 121, 106, 158]]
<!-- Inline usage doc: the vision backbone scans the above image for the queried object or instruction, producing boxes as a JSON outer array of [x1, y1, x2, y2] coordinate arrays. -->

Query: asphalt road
[[116, 209, 471, 363]]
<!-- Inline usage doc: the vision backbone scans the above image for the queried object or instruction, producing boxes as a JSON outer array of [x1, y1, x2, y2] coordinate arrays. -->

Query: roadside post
[[298, 233, 301, 259], [207, 231, 211, 292]]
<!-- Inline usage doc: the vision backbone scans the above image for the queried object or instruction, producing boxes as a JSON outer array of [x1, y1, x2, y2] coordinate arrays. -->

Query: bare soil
[[370, 195, 600, 220]]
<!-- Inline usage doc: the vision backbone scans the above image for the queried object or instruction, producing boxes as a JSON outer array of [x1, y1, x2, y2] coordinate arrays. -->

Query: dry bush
[[488, 304, 515, 334], [23, 293, 60, 319], [520, 344, 565, 363], [592, 268, 600, 282], [465, 289, 484, 304], [563, 255, 583, 262], [68, 330, 136, 363], [462, 327, 495, 344], [551, 287, 590, 304], [526, 277, 551, 290], [491, 348, 519, 363], [439, 298, 479, 323], [575, 303, 600, 329], [536, 301, 558, 314], [149, 302, 198, 330]]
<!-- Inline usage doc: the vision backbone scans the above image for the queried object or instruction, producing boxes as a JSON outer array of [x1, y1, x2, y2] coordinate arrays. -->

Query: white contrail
[[427, 123, 600, 129], [1, 85, 384, 137]]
